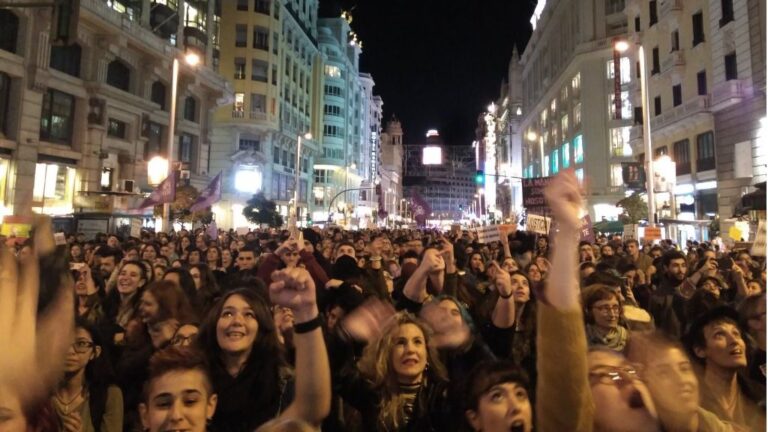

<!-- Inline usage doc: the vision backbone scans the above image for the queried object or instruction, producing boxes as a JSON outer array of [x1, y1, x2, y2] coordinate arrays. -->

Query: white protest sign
[[527, 214, 551, 235], [476, 225, 501, 243], [751, 220, 766, 257], [130, 219, 142, 238], [623, 224, 638, 241]]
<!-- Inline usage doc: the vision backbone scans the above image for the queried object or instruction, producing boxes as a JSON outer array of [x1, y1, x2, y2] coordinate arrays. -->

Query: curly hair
[[357, 312, 447, 431]]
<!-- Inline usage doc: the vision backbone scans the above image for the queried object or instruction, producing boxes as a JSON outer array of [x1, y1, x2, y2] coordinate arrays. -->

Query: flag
[[410, 190, 431, 227], [190, 172, 222, 212], [206, 220, 218, 240], [137, 171, 176, 209]]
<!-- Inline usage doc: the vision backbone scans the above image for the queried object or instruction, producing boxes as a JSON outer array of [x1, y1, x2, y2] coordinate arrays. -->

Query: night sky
[[319, 0, 537, 146]]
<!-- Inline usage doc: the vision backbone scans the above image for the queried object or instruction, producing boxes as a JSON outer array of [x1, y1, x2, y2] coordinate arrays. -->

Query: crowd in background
[[0, 171, 766, 432]]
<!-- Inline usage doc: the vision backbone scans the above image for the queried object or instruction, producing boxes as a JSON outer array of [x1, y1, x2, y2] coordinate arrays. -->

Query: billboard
[[422, 146, 442, 165]]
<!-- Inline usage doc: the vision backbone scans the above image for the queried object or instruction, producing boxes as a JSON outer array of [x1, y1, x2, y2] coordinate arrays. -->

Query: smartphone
[[717, 257, 734, 271]]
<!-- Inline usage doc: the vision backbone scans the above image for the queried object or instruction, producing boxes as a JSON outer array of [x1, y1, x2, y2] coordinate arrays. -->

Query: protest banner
[[579, 215, 595, 243], [476, 225, 501, 243], [623, 224, 638, 241], [130, 219, 143, 238], [522, 176, 554, 215], [643, 226, 661, 241], [527, 214, 551, 235], [751, 220, 766, 257]]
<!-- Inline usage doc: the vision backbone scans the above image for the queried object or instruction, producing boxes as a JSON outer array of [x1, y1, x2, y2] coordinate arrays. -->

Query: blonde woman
[[335, 309, 450, 431]]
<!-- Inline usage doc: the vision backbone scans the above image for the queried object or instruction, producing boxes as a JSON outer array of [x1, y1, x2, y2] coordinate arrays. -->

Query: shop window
[[32, 162, 76, 214], [40, 89, 75, 145]]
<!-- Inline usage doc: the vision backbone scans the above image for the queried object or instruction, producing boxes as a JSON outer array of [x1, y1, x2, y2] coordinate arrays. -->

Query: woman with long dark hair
[[196, 279, 330, 431]]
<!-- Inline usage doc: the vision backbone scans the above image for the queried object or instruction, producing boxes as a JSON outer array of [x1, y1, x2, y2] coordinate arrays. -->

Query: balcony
[[232, 110, 245, 119], [149, 2, 179, 40], [709, 80, 753, 112], [249, 111, 267, 120], [183, 26, 208, 52], [651, 95, 710, 131], [661, 50, 685, 75], [659, 0, 683, 20]]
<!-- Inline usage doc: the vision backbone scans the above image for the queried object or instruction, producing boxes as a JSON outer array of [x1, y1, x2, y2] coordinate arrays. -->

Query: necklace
[[54, 388, 85, 415]]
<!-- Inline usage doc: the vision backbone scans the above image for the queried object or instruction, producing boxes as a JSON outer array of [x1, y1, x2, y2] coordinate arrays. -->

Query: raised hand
[[420, 248, 445, 274], [275, 237, 301, 256], [543, 170, 583, 232], [340, 298, 395, 344], [489, 261, 514, 298], [270, 267, 318, 322], [0, 216, 74, 408]]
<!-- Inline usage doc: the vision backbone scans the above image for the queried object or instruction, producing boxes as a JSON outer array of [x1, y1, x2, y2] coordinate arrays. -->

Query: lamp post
[[162, 51, 200, 232], [615, 40, 655, 226], [293, 132, 312, 228]]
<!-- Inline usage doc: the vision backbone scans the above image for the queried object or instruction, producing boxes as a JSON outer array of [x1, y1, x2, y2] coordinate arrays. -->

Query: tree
[[243, 192, 283, 228], [616, 192, 648, 224], [170, 184, 213, 225]]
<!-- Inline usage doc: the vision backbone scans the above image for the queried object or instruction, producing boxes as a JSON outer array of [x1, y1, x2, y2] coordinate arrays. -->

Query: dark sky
[[319, 0, 537, 146]]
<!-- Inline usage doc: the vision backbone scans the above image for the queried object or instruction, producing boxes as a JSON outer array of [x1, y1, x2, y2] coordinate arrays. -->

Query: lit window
[[543, 155, 550, 176], [562, 142, 570, 168], [573, 103, 582, 127], [610, 164, 624, 187], [610, 127, 633, 157], [606, 57, 631, 84], [572, 73, 581, 92], [609, 91, 632, 120], [324, 65, 341, 78], [551, 149, 560, 174], [575, 168, 584, 184], [574, 134, 584, 164], [561, 114, 569, 136]]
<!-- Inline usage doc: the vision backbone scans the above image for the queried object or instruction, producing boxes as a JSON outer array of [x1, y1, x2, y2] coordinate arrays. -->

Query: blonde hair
[[357, 312, 447, 430]]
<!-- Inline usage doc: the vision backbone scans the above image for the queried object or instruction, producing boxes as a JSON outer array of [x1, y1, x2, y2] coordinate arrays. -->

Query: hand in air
[[543, 170, 584, 232]]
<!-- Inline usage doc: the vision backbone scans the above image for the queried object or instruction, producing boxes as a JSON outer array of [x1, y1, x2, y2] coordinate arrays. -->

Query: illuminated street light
[[614, 40, 630, 53], [147, 156, 168, 186], [526, 131, 538, 141]]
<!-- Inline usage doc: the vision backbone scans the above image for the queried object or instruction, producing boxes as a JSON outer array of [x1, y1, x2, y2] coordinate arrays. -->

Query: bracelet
[[498, 291, 513, 299], [294, 315, 322, 334]]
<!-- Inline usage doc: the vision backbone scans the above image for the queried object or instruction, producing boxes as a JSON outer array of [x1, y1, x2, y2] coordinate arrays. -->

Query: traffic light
[[475, 170, 485, 185], [52, 0, 80, 46]]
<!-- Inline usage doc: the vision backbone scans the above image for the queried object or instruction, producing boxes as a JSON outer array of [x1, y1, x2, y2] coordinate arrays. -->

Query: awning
[[593, 220, 624, 233]]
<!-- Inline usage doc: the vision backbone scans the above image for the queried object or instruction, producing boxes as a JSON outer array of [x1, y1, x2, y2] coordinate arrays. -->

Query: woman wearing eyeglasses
[[54, 319, 124, 432], [583, 285, 629, 353]]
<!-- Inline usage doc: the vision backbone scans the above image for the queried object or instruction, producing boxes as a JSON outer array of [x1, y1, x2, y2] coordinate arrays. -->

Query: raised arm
[[270, 267, 331, 426], [402, 248, 445, 303], [536, 171, 593, 432], [489, 262, 516, 329]]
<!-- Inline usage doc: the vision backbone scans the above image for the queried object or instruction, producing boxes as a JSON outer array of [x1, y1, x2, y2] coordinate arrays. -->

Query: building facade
[[379, 116, 404, 224], [403, 132, 476, 221], [211, 0, 322, 229], [312, 14, 369, 226], [626, 0, 766, 241], [520, 0, 633, 222], [0, 0, 228, 234]]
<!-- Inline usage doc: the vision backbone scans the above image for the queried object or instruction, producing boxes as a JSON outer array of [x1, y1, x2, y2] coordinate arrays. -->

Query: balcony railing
[[249, 111, 267, 120], [661, 50, 685, 74], [232, 110, 245, 119], [710, 80, 752, 111], [659, 0, 683, 18], [651, 95, 710, 131]]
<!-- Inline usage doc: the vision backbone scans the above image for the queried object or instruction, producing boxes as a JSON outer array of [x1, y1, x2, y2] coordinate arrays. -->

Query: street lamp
[[162, 51, 199, 232], [615, 39, 655, 226], [147, 156, 169, 186], [293, 132, 312, 228]]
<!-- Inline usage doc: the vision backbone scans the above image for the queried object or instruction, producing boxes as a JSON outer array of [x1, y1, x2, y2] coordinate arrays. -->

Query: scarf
[[586, 324, 628, 352]]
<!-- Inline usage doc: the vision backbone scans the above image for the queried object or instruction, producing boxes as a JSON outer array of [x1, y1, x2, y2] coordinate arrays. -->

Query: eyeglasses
[[284, 252, 300, 257], [593, 305, 621, 314], [170, 334, 196, 346], [589, 365, 642, 386], [71, 340, 94, 354]]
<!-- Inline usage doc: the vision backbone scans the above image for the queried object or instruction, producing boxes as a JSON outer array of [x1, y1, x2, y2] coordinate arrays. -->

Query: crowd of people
[[0, 171, 765, 432]]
